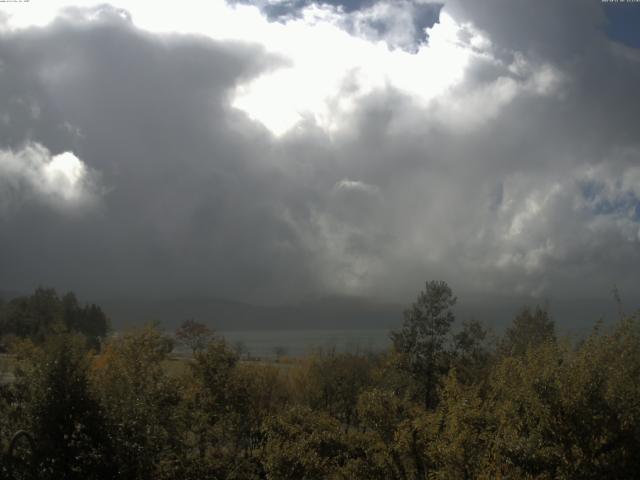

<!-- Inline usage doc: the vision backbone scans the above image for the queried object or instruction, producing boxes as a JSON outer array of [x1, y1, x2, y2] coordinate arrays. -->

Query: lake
[[218, 329, 392, 358]]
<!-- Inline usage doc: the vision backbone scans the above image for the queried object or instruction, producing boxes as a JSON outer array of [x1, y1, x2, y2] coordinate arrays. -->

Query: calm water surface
[[218, 329, 391, 358]]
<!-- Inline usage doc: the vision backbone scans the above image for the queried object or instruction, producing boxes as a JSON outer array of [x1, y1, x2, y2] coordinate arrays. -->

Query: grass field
[[0, 352, 297, 386], [163, 353, 298, 376]]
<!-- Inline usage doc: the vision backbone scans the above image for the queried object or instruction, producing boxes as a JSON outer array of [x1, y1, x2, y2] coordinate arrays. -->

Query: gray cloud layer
[[1, 2, 639, 319]]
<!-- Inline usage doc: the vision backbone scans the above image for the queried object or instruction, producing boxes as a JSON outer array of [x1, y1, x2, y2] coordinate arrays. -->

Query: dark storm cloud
[[0, 5, 319, 302], [1, 0, 639, 323], [445, 0, 607, 63]]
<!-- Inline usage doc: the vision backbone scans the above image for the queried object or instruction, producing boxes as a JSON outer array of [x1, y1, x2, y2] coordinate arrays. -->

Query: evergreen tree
[[391, 280, 456, 408]]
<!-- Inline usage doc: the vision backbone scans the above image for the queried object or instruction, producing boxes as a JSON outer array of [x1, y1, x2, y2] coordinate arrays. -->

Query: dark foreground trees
[[1, 282, 640, 479], [6, 334, 116, 480]]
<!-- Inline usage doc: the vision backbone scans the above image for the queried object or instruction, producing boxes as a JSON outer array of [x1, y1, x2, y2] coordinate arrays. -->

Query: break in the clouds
[[230, 0, 443, 52], [0, 0, 639, 317]]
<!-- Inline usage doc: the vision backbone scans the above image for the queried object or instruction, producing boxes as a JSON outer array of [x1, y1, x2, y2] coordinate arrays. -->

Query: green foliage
[[170, 338, 269, 478], [260, 406, 348, 479], [191, 338, 238, 403], [357, 388, 432, 479], [0, 288, 109, 349], [0, 288, 63, 341], [13, 334, 116, 480], [90, 325, 180, 479], [1, 282, 640, 479], [451, 319, 491, 385], [428, 372, 496, 479], [391, 280, 457, 408], [175, 319, 215, 355], [296, 350, 373, 426], [61, 292, 109, 350], [498, 305, 555, 357]]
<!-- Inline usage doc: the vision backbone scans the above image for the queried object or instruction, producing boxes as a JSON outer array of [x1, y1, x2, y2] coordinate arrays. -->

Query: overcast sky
[[0, 0, 639, 311]]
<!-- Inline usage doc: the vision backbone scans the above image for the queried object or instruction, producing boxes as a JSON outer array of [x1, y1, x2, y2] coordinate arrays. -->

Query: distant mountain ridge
[[3, 288, 622, 335], [97, 295, 404, 331], [96, 293, 620, 336]]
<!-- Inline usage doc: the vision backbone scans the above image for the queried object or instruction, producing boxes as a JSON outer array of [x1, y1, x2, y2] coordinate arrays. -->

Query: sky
[[0, 0, 639, 319]]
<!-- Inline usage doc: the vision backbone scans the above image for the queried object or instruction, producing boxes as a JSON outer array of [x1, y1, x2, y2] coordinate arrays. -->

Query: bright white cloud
[[231, 9, 485, 135], [0, 0, 540, 136], [0, 143, 101, 214]]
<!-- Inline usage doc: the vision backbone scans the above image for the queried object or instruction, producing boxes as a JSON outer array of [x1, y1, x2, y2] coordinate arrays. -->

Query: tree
[[452, 319, 491, 385], [175, 319, 215, 355], [498, 305, 555, 357], [190, 339, 239, 414], [427, 372, 495, 479], [273, 345, 287, 362], [188, 339, 238, 447], [357, 388, 412, 478], [260, 406, 347, 480], [0, 289, 109, 349], [233, 340, 248, 359], [61, 292, 109, 350], [0, 288, 63, 341], [17, 334, 116, 480], [90, 325, 179, 480], [391, 280, 457, 408], [298, 350, 373, 427], [486, 318, 640, 479]]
